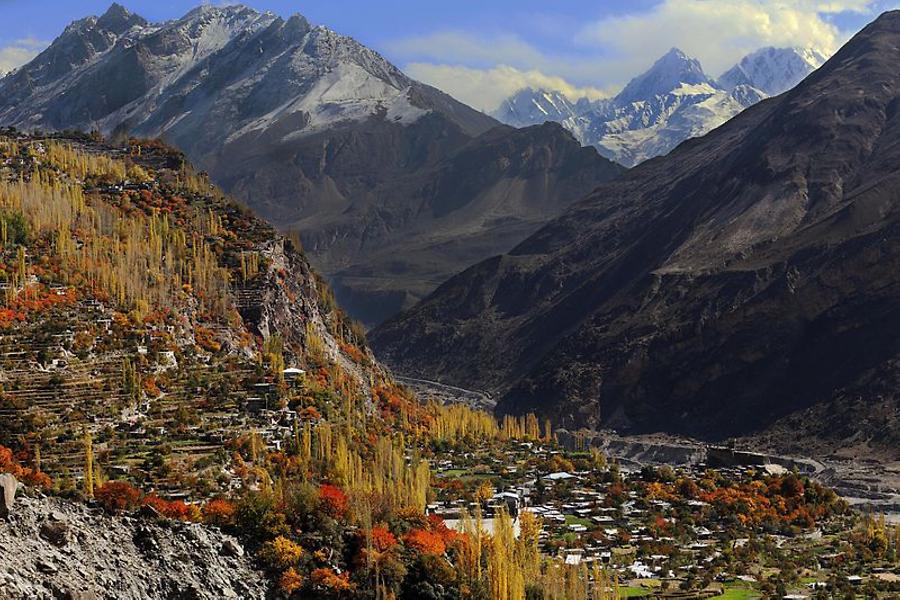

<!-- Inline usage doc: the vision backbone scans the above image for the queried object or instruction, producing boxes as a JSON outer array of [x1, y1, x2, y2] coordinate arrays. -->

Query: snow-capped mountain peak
[[493, 46, 826, 167], [0, 4, 440, 142], [717, 46, 827, 96], [494, 88, 579, 128], [616, 47, 714, 105]]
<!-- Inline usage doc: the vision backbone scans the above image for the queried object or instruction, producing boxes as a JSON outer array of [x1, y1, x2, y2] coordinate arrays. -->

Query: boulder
[[40, 518, 70, 547], [61, 592, 99, 600], [137, 504, 160, 520], [50, 583, 99, 600], [0, 473, 17, 518], [220, 538, 244, 558], [36, 557, 58, 574], [133, 525, 159, 553]]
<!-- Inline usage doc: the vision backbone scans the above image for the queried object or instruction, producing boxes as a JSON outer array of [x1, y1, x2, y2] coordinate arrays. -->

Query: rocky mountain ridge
[[373, 12, 900, 455]]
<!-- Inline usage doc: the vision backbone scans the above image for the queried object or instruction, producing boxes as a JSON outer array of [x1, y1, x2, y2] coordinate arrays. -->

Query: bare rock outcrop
[[0, 493, 269, 599], [0, 473, 17, 518]]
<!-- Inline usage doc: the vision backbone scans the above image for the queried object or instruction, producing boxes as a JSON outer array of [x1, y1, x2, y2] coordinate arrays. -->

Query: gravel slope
[[0, 491, 268, 600]]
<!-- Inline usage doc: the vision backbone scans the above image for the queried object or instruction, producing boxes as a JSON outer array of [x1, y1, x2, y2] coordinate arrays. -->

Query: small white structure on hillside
[[543, 471, 578, 482], [282, 367, 305, 381], [443, 508, 542, 539]]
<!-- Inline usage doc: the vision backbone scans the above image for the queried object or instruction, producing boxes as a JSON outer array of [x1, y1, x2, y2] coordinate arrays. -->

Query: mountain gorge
[[300, 121, 623, 323], [494, 47, 825, 167], [373, 12, 900, 455], [0, 3, 624, 325]]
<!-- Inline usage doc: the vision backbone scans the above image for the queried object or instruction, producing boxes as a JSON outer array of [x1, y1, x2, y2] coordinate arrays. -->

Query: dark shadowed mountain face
[[371, 12, 900, 454], [276, 121, 625, 324], [0, 3, 623, 325]]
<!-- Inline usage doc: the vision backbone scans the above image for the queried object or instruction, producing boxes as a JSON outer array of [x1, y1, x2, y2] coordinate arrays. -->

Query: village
[[423, 436, 900, 599]]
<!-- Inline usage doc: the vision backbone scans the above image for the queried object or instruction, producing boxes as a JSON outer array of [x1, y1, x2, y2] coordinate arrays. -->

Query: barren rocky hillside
[[1, 484, 268, 599], [372, 11, 900, 455]]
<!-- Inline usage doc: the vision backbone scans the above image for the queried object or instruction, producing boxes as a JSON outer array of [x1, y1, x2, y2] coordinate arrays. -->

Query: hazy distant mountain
[[493, 47, 826, 167], [719, 46, 827, 95], [0, 3, 623, 325], [373, 14, 900, 454], [497, 89, 579, 126]]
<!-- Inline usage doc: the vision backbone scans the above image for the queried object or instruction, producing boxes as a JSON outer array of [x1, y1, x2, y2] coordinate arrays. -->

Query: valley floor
[[560, 430, 900, 525]]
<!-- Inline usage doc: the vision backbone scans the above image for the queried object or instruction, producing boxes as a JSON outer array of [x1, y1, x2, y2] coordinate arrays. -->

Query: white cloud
[[0, 38, 47, 75], [577, 0, 871, 76], [388, 32, 549, 70], [386, 0, 885, 111], [388, 30, 649, 86], [405, 63, 612, 112], [388, 32, 646, 111]]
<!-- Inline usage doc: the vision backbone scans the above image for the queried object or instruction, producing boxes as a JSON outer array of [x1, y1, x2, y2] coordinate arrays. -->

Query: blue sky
[[2, 0, 899, 109]]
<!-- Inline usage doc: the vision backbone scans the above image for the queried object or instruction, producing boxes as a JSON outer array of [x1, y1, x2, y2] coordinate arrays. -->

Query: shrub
[[0, 445, 51, 488], [202, 498, 236, 527], [279, 567, 304, 595], [95, 481, 143, 513], [23, 469, 52, 489], [262, 536, 305, 569], [142, 495, 195, 520], [311, 567, 353, 592], [318, 484, 348, 518], [234, 491, 288, 543]]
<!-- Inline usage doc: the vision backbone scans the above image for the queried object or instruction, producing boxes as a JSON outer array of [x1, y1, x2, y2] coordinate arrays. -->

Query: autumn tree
[[83, 429, 94, 498]]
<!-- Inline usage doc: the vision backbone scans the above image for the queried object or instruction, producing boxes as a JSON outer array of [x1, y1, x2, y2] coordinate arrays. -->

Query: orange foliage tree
[[403, 528, 446, 556], [371, 525, 398, 552], [310, 567, 353, 592], [142, 494, 196, 521], [279, 568, 304, 595], [202, 498, 236, 527], [95, 481, 143, 513], [0, 444, 51, 488], [318, 483, 348, 518], [263, 535, 305, 569]]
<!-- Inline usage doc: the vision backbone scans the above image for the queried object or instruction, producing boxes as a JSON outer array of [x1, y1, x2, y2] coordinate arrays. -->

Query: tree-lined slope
[[372, 12, 900, 453], [0, 130, 382, 489]]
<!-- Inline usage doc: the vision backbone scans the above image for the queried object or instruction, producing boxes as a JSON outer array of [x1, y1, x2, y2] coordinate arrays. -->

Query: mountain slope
[[291, 121, 624, 323], [0, 3, 623, 325], [494, 47, 825, 167], [0, 130, 385, 491], [372, 12, 900, 454]]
